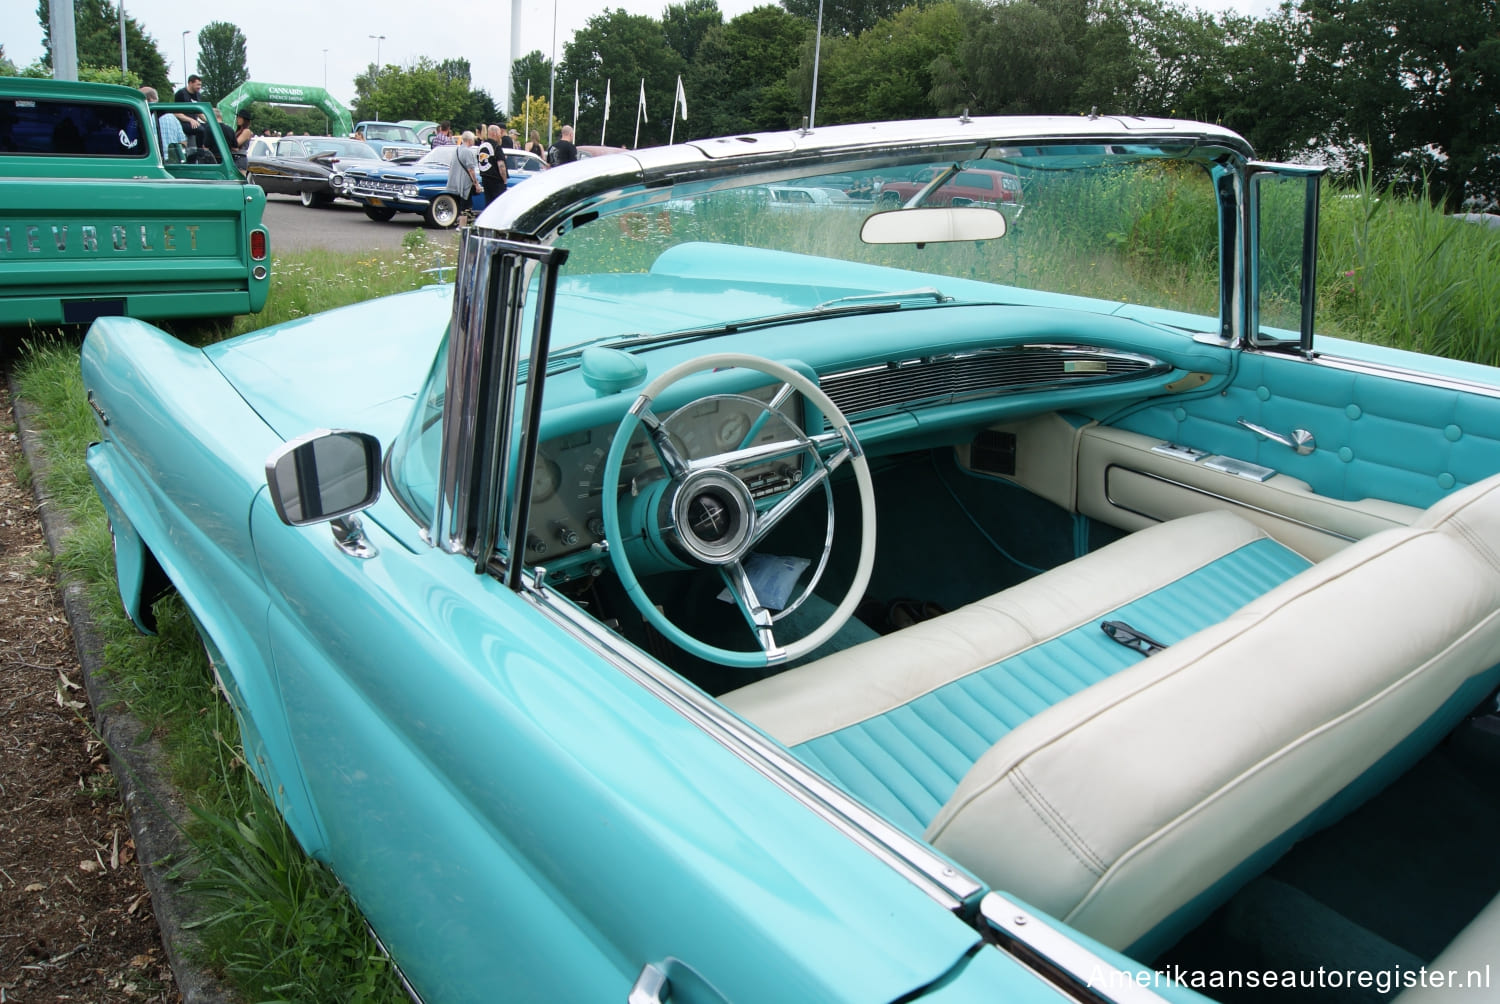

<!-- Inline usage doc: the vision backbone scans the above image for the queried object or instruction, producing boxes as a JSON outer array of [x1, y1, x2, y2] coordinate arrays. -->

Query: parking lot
[[261, 192, 430, 253]]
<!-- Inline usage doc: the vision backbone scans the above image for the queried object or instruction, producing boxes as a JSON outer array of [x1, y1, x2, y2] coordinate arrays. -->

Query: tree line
[[17, 0, 1500, 209]]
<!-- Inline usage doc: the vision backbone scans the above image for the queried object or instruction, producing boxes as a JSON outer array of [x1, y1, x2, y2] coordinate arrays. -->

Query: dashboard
[[526, 383, 808, 569]]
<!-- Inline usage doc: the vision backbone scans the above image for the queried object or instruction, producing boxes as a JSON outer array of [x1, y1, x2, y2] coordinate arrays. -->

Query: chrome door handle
[[1237, 417, 1316, 456], [629, 963, 668, 1004]]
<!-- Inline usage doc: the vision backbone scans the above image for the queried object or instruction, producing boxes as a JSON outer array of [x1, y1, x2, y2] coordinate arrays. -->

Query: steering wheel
[[601, 354, 876, 668]]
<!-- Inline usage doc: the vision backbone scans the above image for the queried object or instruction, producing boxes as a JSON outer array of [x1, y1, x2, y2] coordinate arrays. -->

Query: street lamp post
[[368, 34, 386, 120], [181, 30, 190, 93]]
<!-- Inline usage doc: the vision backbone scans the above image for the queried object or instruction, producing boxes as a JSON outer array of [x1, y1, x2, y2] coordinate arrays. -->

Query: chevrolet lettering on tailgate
[[0, 77, 270, 328]]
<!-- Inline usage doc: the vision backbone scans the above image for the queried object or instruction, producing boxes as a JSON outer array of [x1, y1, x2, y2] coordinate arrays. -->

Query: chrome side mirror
[[266, 430, 381, 527]]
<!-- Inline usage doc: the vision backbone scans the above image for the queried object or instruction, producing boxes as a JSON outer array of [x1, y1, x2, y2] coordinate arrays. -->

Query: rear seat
[[722, 473, 1500, 955]]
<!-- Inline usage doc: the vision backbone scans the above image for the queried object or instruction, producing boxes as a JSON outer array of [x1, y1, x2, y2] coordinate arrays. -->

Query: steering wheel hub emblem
[[667, 469, 754, 564], [689, 491, 732, 542]]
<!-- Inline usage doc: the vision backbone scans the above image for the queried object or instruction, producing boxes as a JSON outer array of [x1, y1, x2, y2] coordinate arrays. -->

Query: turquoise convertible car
[[83, 117, 1500, 1002]]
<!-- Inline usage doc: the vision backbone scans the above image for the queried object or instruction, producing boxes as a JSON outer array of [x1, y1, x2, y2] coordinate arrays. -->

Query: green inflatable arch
[[217, 82, 354, 138]]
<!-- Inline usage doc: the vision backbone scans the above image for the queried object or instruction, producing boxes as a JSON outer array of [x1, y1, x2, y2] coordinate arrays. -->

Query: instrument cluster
[[525, 386, 806, 565]]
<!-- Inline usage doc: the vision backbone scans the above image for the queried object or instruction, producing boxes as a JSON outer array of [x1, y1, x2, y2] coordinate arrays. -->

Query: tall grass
[[13, 241, 457, 1004]]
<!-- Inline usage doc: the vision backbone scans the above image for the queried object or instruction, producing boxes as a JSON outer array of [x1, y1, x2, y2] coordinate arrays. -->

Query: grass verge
[[13, 240, 457, 1003]]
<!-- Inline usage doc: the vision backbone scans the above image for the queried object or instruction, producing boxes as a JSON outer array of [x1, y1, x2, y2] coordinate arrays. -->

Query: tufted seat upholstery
[[722, 474, 1500, 954]]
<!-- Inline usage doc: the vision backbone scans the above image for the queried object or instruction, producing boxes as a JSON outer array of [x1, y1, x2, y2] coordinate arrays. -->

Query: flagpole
[[572, 79, 578, 133], [524, 80, 531, 147]]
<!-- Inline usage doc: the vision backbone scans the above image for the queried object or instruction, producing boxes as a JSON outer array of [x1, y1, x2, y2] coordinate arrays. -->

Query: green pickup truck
[[0, 76, 270, 328]]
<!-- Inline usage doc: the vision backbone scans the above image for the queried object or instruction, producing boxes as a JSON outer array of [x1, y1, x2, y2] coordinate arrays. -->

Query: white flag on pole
[[670, 75, 687, 144], [573, 79, 579, 132], [638, 78, 648, 123], [602, 78, 611, 146]]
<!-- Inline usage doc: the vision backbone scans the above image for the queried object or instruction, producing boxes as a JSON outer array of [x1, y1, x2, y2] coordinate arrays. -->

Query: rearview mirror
[[265, 430, 382, 526], [861, 206, 1007, 245]]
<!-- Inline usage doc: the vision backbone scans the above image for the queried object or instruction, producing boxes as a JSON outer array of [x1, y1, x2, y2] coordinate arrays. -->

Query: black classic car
[[244, 135, 385, 207]]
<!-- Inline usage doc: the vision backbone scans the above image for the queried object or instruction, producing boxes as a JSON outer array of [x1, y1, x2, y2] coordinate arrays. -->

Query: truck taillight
[[250, 230, 267, 261]]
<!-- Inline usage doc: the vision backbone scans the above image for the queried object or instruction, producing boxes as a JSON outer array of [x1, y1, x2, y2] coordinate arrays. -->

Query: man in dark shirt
[[478, 124, 509, 205], [173, 74, 209, 149], [547, 125, 578, 167]]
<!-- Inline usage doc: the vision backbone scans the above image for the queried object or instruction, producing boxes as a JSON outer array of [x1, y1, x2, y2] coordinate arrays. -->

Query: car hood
[[204, 284, 451, 443]]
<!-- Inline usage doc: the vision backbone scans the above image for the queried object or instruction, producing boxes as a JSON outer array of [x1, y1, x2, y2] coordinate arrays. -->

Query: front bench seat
[[724, 473, 1500, 955]]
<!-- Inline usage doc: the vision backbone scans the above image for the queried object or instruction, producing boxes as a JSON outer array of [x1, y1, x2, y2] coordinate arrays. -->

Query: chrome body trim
[[981, 892, 1171, 1003], [819, 345, 1169, 420], [523, 584, 984, 911], [1311, 351, 1500, 401]]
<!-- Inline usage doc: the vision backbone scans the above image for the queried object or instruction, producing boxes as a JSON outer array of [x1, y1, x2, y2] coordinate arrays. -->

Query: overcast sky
[[3, 0, 1278, 110]]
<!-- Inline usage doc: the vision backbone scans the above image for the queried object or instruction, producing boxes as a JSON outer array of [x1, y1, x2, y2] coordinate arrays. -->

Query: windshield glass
[[364, 124, 418, 143], [546, 150, 1224, 357], [307, 138, 377, 159], [417, 146, 455, 169]]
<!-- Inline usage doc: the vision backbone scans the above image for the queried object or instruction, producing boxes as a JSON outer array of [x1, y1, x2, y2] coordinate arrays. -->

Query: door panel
[[1079, 347, 1500, 553]]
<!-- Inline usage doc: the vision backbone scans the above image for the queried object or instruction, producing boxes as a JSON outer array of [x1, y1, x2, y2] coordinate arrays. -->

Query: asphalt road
[[261, 192, 433, 254]]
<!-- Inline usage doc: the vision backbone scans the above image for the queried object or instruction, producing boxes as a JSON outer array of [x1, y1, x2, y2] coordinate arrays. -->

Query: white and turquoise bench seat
[[783, 530, 1310, 836], [722, 475, 1500, 954]]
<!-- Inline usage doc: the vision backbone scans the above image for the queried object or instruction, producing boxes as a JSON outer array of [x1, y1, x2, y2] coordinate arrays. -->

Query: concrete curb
[[10, 378, 237, 1004]]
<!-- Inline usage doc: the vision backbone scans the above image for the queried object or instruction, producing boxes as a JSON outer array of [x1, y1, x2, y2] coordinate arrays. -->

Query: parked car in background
[[81, 115, 1500, 1003], [767, 185, 861, 208], [245, 135, 384, 207], [576, 144, 627, 159], [0, 76, 269, 328], [399, 119, 439, 146], [340, 145, 549, 228], [877, 165, 1022, 208], [351, 121, 427, 162]]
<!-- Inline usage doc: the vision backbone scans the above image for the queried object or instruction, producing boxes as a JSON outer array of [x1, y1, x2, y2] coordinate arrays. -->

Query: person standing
[[546, 125, 577, 167], [431, 121, 455, 147], [446, 130, 482, 216], [479, 124, 509, 205], [526, 129, 545, 158]]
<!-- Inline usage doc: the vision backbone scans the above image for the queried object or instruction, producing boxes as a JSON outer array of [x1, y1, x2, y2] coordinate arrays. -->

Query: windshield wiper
[[814, 287, 949, 309], [546, 291, 954, 371]]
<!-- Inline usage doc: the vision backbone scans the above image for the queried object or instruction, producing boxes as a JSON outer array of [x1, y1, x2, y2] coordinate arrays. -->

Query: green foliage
[[1302, 0, 1500, 210], [250, 102, 335, 137], [507, 95, 561, 145], [781, 0, 915, 36], [686, 7, 806, 137], [10, 247, 460, 1003], [353, 56, 488, 129], [196, 21, 248, 104], [76, 64, 143, 87], [558, 9, 686, 148], [814, 2, 966, 124], [664, 0, 724, 64], [35, 0, 171, 93], [510, 50, 552, 120], [1319, 176, 1500, 365]]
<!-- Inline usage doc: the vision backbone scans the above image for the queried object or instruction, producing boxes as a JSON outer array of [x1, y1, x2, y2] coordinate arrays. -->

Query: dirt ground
[[0, 384, 177, 1003]]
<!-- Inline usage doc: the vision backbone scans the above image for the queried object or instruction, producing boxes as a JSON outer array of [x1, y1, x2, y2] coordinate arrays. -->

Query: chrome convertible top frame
[[473, 114, 1255, 244]]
